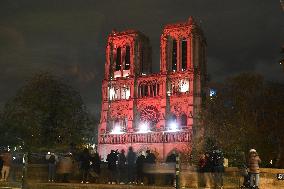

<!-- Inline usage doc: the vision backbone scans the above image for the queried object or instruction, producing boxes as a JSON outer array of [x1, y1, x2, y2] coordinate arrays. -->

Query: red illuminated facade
[[98, 17, 207, 161]]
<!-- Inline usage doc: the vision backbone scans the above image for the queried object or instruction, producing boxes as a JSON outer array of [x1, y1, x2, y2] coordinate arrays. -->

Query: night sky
[[0, 0, 283, 116]]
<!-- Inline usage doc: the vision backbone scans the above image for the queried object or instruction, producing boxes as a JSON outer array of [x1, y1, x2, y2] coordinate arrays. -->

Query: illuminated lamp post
[[280, 47, 284, 71], [16, 137, 27, 189], [22, 153, 28, 189], [280, 1, 284, 71], [280, 58, 284, 71]]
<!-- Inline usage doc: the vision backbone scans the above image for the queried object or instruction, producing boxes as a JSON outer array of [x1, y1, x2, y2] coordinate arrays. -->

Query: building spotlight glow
[[110, 124, 124, 134], [168, 122, 179, 132], [138, 123, 150, 133]]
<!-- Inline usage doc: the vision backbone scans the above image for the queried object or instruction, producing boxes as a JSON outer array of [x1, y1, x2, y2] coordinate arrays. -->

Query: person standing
[[203, 152, 214, 188], [117, 149, 126, 184], [248, 149, 261, 189], [0, 155, 3, 178], [212, 148, 224, 189], [145, 149, 156, 185], [46, 152, 58, 182], [136, 151, 146, 185], [57, 153, 73, 183], [0, 150, 12, 182], [79, 148, 91, 183], [106, 150, 118, 184], [198, 154, 207, 187], [165, 152, 176, 186], [126, 147, 136, 184], [90, 149, 101, 183]]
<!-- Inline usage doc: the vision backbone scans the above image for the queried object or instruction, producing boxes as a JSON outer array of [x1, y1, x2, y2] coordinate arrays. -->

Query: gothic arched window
[[180, 114, 187, 127], [170, 114, 177, 122], [124, 46, 130, 70], [115, 47, 121, 71], [172, 39, 177, 71], [181, 39, 187, 71]]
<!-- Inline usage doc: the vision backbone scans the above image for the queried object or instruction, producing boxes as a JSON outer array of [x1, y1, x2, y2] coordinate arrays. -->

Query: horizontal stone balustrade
[[99, 130, 192, 144]]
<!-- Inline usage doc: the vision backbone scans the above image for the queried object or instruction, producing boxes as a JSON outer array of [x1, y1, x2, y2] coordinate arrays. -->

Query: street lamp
[[281, 47, 284, 71]]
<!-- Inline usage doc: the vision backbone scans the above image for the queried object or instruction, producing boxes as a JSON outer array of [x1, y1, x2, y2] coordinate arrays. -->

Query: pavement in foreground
[[1, 182, 284, 189]]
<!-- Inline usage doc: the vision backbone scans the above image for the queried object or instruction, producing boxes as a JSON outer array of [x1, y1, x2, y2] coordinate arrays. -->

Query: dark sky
[[0, 0, 283, 116]]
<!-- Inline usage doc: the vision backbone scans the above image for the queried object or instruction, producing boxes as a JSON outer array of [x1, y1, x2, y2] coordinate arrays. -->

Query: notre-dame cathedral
[[98, 17, 207, 161]]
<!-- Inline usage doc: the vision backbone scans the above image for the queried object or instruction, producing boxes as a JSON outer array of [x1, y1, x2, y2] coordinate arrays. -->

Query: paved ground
[[0, 182, 240, 189], [2, 182, 284, 189]]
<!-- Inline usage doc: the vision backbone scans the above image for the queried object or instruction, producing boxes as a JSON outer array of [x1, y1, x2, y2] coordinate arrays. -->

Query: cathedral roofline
[[162, 17, 206, 42], [163, 16, 197, 29], [109, 29, 148, 39]]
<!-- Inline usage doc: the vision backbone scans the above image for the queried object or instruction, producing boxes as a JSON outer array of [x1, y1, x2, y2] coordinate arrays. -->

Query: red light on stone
[[98, 18, 206, 161]]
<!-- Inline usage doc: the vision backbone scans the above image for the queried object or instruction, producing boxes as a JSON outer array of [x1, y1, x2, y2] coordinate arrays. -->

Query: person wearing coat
[[145, 150, 156, 185], [212, 148, 224, 189], [79, 148, 91, 183], [117, 149, 126, 184], [136, 151, 146, 185], [106, 150, 118, 184], [165, 152, 176, 186], [248, 149, 261, 189], [90, 150, 101, 183], [57, 153, 73, 183], [45, 152, 59, 182], [126, 147, 137, 184]]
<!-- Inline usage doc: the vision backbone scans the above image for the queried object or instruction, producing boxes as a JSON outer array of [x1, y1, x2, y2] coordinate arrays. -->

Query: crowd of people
[[198, 148, 261, 189], [45, 147, 160, 185], [198, 147, 225, 189], [45, 148, 101, 183], [0, 146, 261, 188], [105, 147, 157, 185]]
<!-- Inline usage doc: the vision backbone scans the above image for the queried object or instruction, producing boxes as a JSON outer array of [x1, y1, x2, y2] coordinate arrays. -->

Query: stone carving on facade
[[139, 105, 160, 125], [171, 100, 188, 116], [109, 102, 129, 119]]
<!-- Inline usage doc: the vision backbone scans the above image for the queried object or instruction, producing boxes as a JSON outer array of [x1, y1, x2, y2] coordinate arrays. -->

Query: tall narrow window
[[170, 114, 177, 123], [144, 85, 148, 96], [172, 40, 177, 71], [124, 46, 130, 70], [157, 84, 160, 96], [109, 56, 113, 77], [115, 47, 121, 71], [153, 84, 156, 96], [182, 39, 187, 71], [180, 114, 187, 126]]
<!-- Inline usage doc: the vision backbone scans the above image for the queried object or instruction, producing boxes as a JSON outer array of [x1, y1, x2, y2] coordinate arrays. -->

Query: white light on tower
[[109, 87, 115, 100], [138, 123, 150, 133], [110, 124, 124, 134], [168, 122, 179, 132], [179, 79, 189, 93], [125, 87, 130, 99]]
